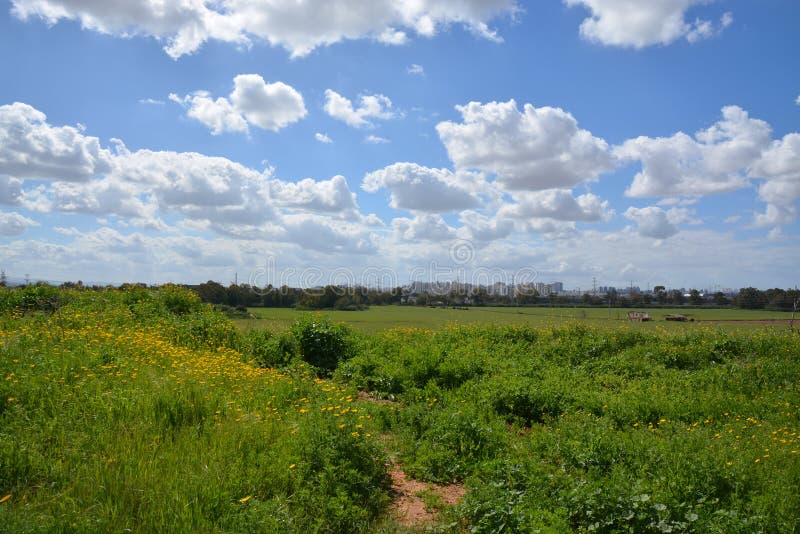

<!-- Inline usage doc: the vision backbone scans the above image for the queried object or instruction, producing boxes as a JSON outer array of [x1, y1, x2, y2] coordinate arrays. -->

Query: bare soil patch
[[388, 463, 466, 528]]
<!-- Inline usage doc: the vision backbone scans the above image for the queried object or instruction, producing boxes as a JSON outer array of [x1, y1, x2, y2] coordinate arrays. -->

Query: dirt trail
[[388, 463, 466, 528], [358, 391, 466, 529]]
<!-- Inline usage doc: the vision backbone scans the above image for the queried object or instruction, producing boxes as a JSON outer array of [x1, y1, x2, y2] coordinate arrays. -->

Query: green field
[[239, 305, 796, 333], [3, 286, 799, 532]]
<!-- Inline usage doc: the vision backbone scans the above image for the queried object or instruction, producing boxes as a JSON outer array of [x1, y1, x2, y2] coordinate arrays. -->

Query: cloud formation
[[498, 189, 612, 222], [624, 206, 679, 239], [616, 106, 772, 198], [10, 0, 518, 58], [170, 74, 306, 135], [363, 162, 483, 213], [437, 100, 615, 191], [324, 90, 395, 128], [0, 209, 38, 236], [565, 0, 732, 48], [0, 101, 370, 253], [0, 102, 112, 181]]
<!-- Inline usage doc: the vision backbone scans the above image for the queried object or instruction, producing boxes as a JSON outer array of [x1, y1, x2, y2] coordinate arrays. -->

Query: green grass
[[2, 287, 799, 532], [239, 305, 796, 333]]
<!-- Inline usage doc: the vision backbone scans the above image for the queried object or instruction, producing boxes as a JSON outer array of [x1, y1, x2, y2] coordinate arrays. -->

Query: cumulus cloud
[[458, 210, 513, 241], [392, 213, 456, 241], [169, 92, 249, 135], [565, 0, 732, 48], [437, 100, 615, 191], [315, 132, 333, 144], [0, 102, 112, 181], [0, 209, 38, 236], [498, 189, 612, 222], [9, 0, 518, 58], [616, 106, 772, 198], [750, 133, 800, 227], [0, 175, 23, 205], [171, 74, 306, 134], [269, 175, 358, 216], [624, 206, 679, 239], [407, 64, 425, 75], [1, 102, 368, 244], [363, 162, 483, 213], [324, 90, 395, 128], [281, 213, 377, 254]]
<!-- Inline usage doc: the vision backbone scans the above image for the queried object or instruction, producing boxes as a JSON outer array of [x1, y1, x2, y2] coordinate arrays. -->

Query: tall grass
[[0, 287, 387, 532], [2, 287, 799, 532]]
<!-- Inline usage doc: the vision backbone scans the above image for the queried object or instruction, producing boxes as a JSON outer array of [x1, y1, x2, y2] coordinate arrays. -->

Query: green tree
[[653, 285, 667, 304], [737, 287, 766, 309], [712, 292, 729, 306], [688, 289, 704, 305]]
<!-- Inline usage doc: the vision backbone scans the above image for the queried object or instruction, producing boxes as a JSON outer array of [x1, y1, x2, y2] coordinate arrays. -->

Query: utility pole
[[592, 276, 597, 295]]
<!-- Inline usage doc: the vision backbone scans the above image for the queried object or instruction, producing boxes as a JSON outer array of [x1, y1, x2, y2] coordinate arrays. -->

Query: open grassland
[[2, 286, 799, 532], [240, 305, 796, 334]]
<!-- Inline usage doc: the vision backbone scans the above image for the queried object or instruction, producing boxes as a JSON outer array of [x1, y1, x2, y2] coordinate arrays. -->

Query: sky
[[0, 0, 798, 290]]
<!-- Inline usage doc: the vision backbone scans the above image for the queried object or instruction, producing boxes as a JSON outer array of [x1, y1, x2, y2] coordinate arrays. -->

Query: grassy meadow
[[238, 305, 796, 334], [2, 286, 799, 532]]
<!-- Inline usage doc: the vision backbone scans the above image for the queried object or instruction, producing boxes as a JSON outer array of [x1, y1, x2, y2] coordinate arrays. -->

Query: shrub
[[159, 284, 202, 315], [291, 315, 354, 375], [242, 329, 298, 368]]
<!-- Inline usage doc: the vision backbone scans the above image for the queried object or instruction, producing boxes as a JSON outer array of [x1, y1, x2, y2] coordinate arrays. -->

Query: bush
[[159, 284, 202, 315], [241, 329, 298, 368], [0, 283, 67, 313], [291, 315, 354, 375]]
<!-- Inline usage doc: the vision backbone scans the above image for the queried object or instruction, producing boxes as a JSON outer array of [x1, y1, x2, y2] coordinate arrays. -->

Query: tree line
[[189, 281, 798, 312]]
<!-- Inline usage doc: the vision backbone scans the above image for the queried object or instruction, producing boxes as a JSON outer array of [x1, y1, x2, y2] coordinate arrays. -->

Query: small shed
[[627, 311, 651, 322]]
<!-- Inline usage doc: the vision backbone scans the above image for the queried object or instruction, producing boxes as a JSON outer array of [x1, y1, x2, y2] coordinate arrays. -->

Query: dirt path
[[389, 463, 466, 528], [358, 391, 466, 529]]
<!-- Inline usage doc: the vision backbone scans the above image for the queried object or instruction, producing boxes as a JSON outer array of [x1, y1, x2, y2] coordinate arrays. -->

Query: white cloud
[[281, 213, 377, 254], [0, 175, 23, 205], [750, 133, 800, 227], [796, 95, 800, 106], [315, 132, 333, 144], [10, 0, 517, 58], [565, 0, 732, 48], [363, 162, 483, 213], [498, 189, 612, 222], [407, 64, 425, 75], [269, 175, 358, 216], [437, 100, 614, 191], [324, 89, 395, 128], [138, 98, 165, 105], [229, 74, 307, 131], [624, 206, 679, 239], [364, 135, 390, 144], [458, 210, 513, 241], [170, 92, 249, 135], [1, 102, 368, 238], [171, 74, 306, 135], [0, 102, 112, 181], [617, 106, 772, 198], [0, 210, 38, 236], [392, 213, 456, 241]]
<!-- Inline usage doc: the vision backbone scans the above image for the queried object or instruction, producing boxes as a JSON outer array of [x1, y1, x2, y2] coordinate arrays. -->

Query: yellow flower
[[239, 495, 252, 503], [289, 464, 296, 469], [0, 494, 10, 504]]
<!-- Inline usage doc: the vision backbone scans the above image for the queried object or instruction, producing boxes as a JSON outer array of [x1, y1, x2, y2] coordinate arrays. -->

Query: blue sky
[[0, 0, 798, 290]]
